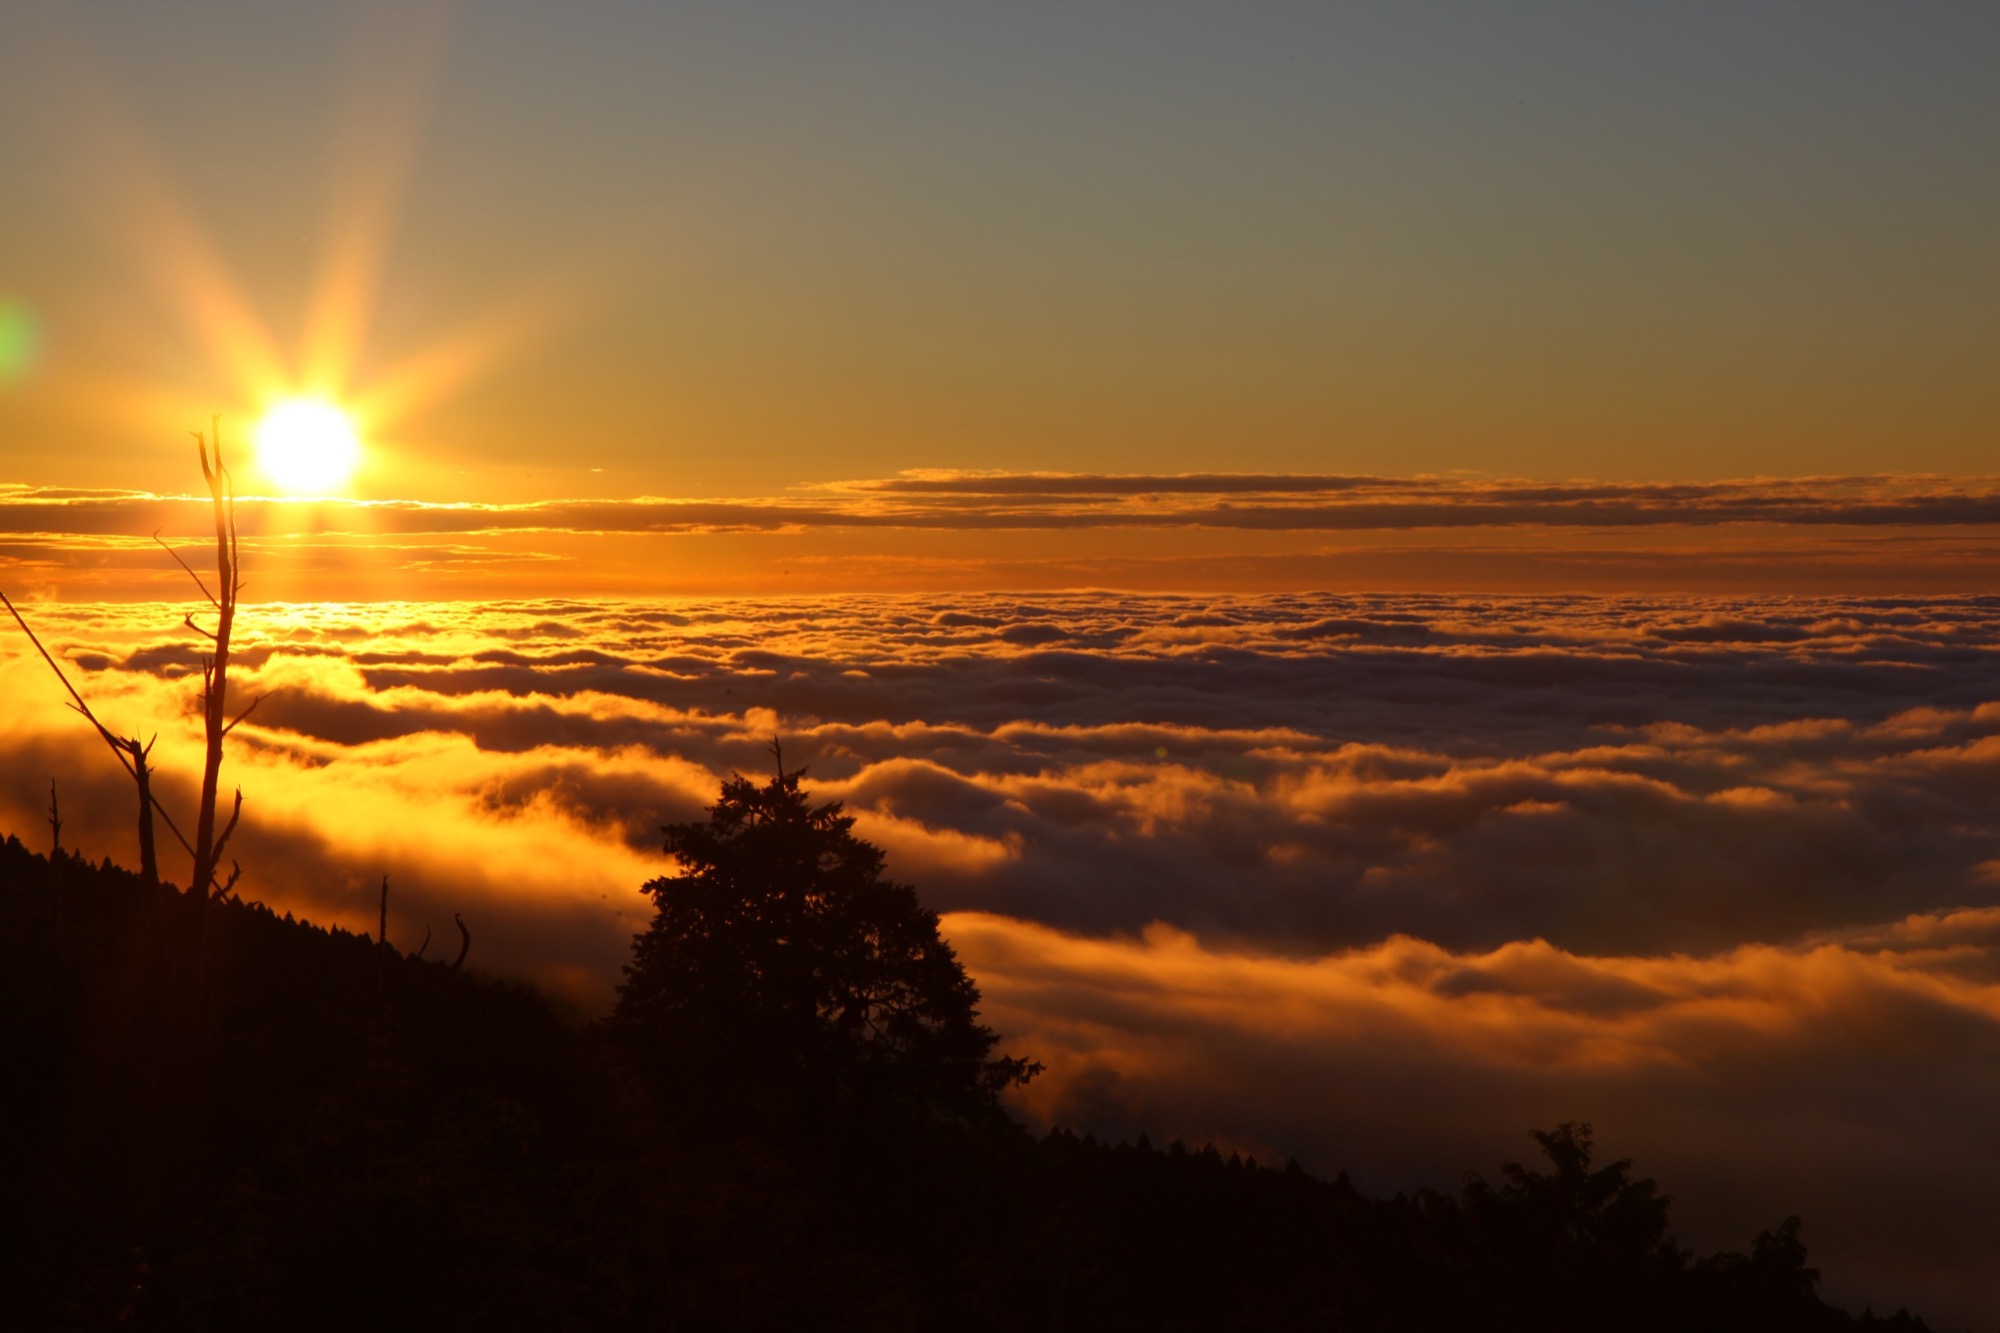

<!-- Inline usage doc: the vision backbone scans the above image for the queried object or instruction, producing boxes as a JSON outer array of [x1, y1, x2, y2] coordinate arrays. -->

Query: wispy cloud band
[[7, 472, 2000, 538]]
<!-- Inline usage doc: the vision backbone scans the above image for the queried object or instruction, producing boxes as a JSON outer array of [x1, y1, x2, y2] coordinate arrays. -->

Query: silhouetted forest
[[0, 795, 1942, 1331]]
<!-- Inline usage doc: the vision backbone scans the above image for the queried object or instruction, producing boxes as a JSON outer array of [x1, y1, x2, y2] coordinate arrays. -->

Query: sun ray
[[350, 264, 614, 436], [299, 4, 454, 395], [17, 3, 609, 497], [40, 42, 289, 399], [34, 364, 241, 449]]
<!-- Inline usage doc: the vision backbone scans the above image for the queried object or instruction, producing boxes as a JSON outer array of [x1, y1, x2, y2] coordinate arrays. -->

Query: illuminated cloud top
[[3, 590, 1997, 1321]]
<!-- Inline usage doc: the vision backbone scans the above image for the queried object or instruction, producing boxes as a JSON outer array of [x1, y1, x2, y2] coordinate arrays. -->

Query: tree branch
[[206, 787, 245, 890], [221, 692, 269, 737], [147, 789, 196, 860], [6, 592, 130, 762], [155, 531, 220, 609], [12, 590, 191, 861]]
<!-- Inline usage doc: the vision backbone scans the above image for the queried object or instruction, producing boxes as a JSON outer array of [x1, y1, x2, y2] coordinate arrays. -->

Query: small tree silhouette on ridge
[[612, 760, 1038, 1129]]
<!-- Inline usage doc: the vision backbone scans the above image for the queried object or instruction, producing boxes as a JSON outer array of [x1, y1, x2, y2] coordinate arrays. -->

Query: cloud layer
[[9, 471, 2000, 537], [2, 590, 1996, 1321], [8, 473, 2000, 599]]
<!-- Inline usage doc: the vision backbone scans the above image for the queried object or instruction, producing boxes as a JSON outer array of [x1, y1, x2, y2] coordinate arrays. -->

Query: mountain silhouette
[[0, 816, 1940, 1331]]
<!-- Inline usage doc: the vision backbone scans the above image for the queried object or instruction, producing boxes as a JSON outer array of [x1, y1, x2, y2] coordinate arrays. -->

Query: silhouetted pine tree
[[609, 764, 1038, 1134]]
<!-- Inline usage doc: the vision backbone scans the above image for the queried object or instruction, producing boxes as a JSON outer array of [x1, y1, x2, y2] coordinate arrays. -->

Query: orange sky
[[0, 3, 1994, 598]]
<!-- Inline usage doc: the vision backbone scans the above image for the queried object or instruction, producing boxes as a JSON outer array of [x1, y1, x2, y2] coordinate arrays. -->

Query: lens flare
[[0, 300, 37, 386]]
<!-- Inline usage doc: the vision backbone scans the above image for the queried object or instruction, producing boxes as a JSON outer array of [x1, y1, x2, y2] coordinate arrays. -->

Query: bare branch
[[215, 785, 244, 847], [415, 924, 432, 960], [60, 701, 127, 758], [226, 469, 242, 592], [206, 788, 245, 893], [145, 788, 195, 860], [185, 416, 243, 976], [221, 692, 269, 737], [452, 913, 472, 971], [155, 531, 220, 609], [183, 613, 219, 642], [9, 590, 189, 866], [108, 737, 158, 888], [4, 591, 133, 767]]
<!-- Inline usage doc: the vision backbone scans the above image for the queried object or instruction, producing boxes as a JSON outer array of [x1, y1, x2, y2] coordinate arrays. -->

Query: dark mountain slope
[[0, 836, 1937, 1331]]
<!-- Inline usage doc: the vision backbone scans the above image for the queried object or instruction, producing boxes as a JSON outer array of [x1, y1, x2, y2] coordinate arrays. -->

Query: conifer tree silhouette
[[613, 759, 1038, 1128]]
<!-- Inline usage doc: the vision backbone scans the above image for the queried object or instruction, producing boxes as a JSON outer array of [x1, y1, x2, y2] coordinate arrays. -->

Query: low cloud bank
[[952, 911, 2000, 1326]]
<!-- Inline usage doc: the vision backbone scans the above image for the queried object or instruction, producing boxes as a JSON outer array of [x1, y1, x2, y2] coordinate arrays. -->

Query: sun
[[253, 397, 362, 493]]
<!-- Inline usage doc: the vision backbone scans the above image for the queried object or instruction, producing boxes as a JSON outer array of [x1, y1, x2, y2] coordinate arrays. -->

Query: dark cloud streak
[[7, 473, 2000, 539]]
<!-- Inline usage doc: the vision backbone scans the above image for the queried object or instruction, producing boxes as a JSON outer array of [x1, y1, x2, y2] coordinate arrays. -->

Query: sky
[[0, 1, 1996, 596], [3, 2, 1999, 1325]]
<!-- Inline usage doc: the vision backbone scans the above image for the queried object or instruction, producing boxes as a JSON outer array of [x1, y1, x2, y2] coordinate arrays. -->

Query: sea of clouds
[[4, 591, 1997, 1324]]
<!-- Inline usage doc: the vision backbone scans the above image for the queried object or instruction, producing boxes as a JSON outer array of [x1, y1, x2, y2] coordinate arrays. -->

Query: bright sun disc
[[253, 397, 361, 493]]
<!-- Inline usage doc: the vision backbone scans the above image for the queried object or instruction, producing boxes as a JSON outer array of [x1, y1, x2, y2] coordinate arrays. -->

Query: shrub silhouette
[[610, 763, 1038, 1131]]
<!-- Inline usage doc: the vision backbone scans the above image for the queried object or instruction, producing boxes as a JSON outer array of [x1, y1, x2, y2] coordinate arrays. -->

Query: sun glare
[[254, 397, 362, 493]]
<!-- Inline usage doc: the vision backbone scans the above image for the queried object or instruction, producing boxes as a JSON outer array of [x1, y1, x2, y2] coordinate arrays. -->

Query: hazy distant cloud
[[824, 470, 2000, 530], [860, 472, 1395, 496], [9, 477, 2000, 601]]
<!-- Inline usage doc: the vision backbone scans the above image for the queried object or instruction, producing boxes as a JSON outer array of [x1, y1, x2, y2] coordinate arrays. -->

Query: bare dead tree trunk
[[122, 737, 160, 890], [3, 419, 262, 984], [180, 419, 259, 971], [47, 780, 62, 941], [1, 592, 194, 892], [377, 874, 391, 999]]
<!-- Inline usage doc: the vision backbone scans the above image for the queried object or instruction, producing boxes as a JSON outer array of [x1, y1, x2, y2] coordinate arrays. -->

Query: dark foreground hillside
[[0, 835, 1938, 1331]]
